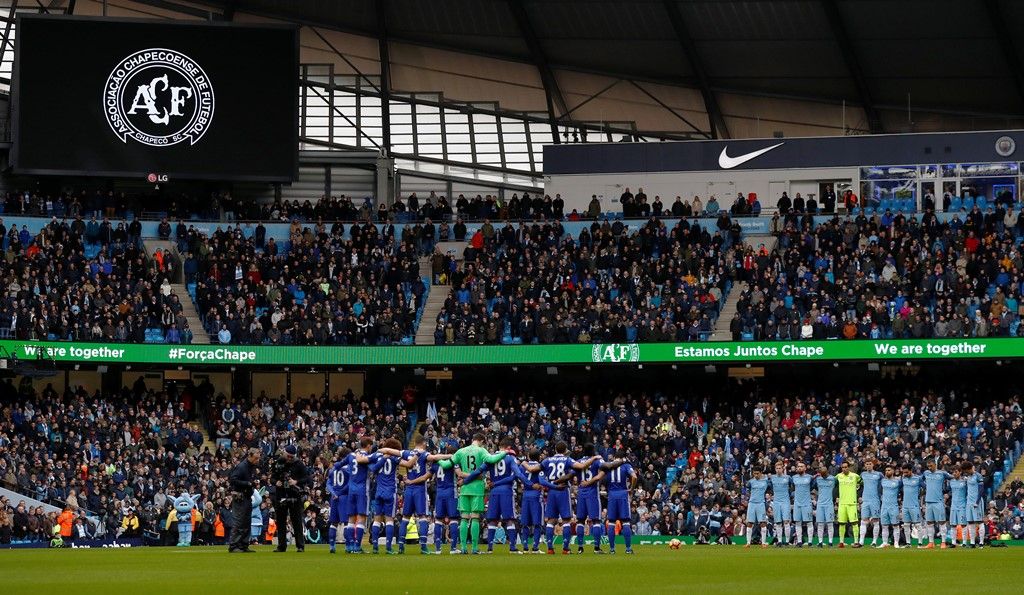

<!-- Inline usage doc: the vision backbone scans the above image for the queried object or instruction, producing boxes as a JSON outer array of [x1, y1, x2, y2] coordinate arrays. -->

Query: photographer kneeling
[[271, 445, 311, 552]]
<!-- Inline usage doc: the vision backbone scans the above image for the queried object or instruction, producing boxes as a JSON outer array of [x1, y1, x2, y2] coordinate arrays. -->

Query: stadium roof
[[193, 0, 1024, 134]]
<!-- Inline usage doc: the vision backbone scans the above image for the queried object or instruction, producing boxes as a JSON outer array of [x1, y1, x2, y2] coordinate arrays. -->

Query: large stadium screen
[[12, 15, 298, 181]]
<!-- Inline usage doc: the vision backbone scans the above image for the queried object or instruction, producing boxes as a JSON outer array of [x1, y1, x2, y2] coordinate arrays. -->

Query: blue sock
[[398, 520, 408, 550], [371, 523, 381, 551], [545, 524, 555, 549], [385, 523, 395, 551], [622, 523, 633, 550], [434, 522, 444, 550], [608, 523, 616, 552], [592, 523, 603, 549], [418, 520, 429, 551], [562, 524, 572, 551], [449, 521, 460, 550], [576, 525, 585, 548], [507, 525, 518, 550], [328, 525, 337, 550], [533, 525, 543, 550], [355, 524, 364, 550], [487, 525, 497, 551]]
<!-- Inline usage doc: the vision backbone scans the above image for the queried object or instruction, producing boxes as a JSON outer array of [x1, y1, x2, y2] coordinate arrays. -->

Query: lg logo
[[103, 48, 215, 147]]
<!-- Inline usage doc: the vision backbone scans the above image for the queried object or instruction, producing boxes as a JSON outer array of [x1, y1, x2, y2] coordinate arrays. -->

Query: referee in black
[[227, 448, 261, 553], [271, 444, 311, 552]]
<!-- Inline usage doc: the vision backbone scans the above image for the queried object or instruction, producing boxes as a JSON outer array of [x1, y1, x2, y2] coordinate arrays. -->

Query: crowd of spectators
[[431, 217, 735, 344], [0, 216, 190, 344], [187, 221, 426, 346], [726, 207, 1024, 341], [4, 372, 1021, 545]]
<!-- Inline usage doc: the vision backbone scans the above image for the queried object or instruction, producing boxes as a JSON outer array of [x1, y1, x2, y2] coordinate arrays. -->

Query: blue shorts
[[486, 491, 516, 521], [815, 506, 835, 524], [433, 493, 459, 519], [966, 504, 983, 523], [861, 501, 880, 519], [793, 504, 812, 523], [402, 489, 428, 516], [520, 494, 543, 526], [902, 506, 922, 523], [746, 502, 766, 524], [373, 495, 396, 518], [949, 506, 966, 526], [329, 495, 348, 524], [772, 502, 791, 522], [545, 490, 571, 520], [880, 506, 899, 526], [575, 492, 602, 521], [607, 494, 631, 522], [924, 503, 945, 522], [347, 489, 369, 517]]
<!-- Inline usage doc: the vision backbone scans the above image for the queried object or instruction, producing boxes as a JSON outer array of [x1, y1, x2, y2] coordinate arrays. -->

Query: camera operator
[[228, 448, 261, 553], [271, 444, 311, 552]]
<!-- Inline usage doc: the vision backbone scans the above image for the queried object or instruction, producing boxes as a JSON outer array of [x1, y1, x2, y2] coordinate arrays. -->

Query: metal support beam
[[820, 0, 883, 133], [376, 0, 391, 155], [983, 0, 1024, 111], [0, 1, 18, 64], [507, 0, 570, 143], [661, 0, 729, 139]]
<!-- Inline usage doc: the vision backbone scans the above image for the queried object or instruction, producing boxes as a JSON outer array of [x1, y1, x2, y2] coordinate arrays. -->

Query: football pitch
[[3, 545, 1022, 594]]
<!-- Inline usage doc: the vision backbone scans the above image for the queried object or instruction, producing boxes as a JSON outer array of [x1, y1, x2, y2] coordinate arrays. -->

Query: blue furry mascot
[[172, 493, 201, 547]]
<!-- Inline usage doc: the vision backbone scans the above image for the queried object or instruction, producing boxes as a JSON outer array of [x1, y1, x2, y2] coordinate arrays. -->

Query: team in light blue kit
[[744, 457, 988, 550]]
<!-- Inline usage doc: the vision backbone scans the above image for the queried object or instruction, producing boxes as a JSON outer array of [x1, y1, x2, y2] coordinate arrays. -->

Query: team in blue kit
[[324, 435, 636, 556]]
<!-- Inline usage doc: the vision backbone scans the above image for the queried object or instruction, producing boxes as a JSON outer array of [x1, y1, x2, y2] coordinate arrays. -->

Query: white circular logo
[[995, 135, 1016, 157], [103, 48, 214, 147]]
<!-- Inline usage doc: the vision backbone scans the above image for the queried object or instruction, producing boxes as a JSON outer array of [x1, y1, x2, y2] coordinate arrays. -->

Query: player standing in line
[[554, 444, 624, 554], [517, 449, 547, 554], [461, 437, 521, 554], [744, 468, 769, 549], [790, 462, 814, 547], [540, 442, 598, 554], [397, 438, 452, 554], [603, 451, 636, 555], [835, 460, 861, 548], [876, 465, 902, 548], [326, 447, 351, 554], [858, 459, 883, 548], [813, 466, 836, 548], [899, 464, 923, 548], [920, 460, 951, 549], [449, 433, 509, 554], [948, 465, 968, 548], [345, 437, 377, 553], [768, 461, 793, 547], [431, 445, 462, 554], [963, 461, 985, 548], [368, 438, 416, 554]]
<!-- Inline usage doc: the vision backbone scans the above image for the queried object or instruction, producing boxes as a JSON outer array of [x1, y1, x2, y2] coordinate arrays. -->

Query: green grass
[[3, 544, 1023, 594]]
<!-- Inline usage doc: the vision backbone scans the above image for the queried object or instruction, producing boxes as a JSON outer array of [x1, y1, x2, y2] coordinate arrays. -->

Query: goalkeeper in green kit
[[443, 432, 509, 554]]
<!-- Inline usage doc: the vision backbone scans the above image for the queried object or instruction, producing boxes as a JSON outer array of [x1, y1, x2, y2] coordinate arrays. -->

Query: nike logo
[[718, 142, 784, 169]]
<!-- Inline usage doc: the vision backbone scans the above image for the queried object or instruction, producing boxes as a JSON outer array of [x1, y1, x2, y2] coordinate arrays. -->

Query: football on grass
[[669, 539, 682, 549]]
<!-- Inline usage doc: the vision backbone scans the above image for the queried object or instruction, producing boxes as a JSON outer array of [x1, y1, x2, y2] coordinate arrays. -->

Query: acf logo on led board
[[103, 48, 215, 147], [592, 343, 640, 363]]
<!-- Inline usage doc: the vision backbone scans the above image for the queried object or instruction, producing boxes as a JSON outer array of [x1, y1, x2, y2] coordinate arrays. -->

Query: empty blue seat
[[949, 197, 962, 211]]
